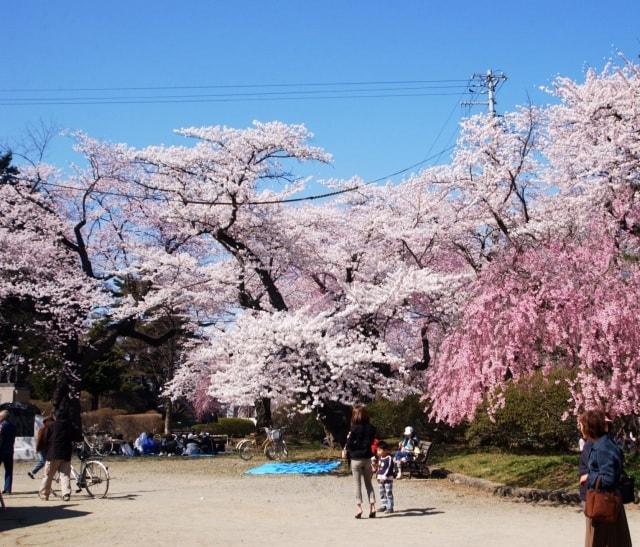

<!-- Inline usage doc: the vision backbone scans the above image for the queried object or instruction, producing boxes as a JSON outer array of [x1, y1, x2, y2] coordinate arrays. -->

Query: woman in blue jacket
[[579, 410, 631, 547]]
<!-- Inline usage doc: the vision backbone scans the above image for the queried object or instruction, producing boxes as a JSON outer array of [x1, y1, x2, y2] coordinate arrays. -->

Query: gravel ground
[[1, 457, 638, 546]]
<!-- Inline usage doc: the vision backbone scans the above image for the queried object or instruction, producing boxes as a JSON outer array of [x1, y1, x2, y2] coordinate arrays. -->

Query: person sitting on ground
[[133, 432, 147, 455], [376, 441, 395, 513], [394, 426, 419, 479], [183, 433, 201, 456]]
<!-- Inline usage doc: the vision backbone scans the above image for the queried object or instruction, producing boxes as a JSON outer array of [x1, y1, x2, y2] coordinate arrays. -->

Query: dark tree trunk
[[316, 401, 352, 447], [52, 370, 83, 441], [90, 392, 100, 411], [254, 397, 272, 428], [411, 326, 431, 371], [164, 398, 172, 434]]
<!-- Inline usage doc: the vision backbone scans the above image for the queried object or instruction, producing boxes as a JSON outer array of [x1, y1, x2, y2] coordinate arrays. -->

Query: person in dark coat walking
[[0, 410, 16, 493], [39, 410, 75, 501]]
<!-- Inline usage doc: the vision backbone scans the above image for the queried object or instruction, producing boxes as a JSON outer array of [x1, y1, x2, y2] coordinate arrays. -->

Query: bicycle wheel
[[97, 437, 114, 456], [264, 440, 286, 460], [238, 440, 256, 461], [82, 461, 110, 498]]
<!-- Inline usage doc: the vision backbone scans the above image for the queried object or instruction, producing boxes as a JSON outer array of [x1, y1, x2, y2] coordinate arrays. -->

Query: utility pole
[[462, 69, 507, 117]]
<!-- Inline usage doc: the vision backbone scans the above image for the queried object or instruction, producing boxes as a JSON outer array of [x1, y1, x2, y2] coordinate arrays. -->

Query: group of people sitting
[[131, 431, 225, 456]]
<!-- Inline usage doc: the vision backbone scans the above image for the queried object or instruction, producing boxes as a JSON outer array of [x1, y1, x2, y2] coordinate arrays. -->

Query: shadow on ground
[[104, 493, 140, 500], [384, 507, 444, 518], [0, 504, 91, 532]]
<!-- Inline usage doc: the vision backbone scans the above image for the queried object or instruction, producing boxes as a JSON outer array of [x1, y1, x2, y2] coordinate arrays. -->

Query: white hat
[[404, 426, 414, 435]]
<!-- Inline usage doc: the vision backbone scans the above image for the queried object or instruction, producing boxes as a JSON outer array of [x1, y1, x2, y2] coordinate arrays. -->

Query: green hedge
[[192, 418, 256, 437], [465, 368, 576, 451], [367, 395, 466, 443]]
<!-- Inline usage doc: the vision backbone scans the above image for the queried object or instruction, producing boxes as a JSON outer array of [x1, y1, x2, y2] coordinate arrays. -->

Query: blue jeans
[[1, 453, 13, 493], [394, 450, 413, 462], [379, 480, 394, 510], [31, 451, 46, 475]]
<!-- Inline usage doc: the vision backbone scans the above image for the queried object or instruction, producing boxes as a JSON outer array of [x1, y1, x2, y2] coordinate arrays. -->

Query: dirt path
[[1, 459, 638, 546]]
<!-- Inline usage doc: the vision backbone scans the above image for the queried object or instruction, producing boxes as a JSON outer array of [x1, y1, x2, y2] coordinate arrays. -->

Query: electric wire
[[1, 85, 470, 102], [34, 144, 457, 206], [0, 78, 472, 93], [421, 84, 470, 161], [0, 91, 472, 106]]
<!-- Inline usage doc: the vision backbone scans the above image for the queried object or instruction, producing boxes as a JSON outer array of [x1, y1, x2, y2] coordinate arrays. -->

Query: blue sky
[[2, 1, 639, 187]]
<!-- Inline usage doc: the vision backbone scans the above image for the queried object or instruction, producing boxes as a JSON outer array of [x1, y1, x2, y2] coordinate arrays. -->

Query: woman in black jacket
[[345, 406, 376, 518]]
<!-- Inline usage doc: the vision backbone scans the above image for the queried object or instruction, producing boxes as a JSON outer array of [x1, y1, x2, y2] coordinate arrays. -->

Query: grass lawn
[[282, 441, 640, 492], [429, 445, 640, 491]]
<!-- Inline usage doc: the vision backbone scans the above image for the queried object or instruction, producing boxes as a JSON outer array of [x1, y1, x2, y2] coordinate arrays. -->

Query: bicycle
[[236, 427, 288, 461], [83, 431, 114, 457], [49, 445, 110, 499]]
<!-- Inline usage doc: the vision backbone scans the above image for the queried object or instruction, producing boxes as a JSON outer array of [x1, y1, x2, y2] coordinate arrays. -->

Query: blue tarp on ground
[[245, 460, 342, 475]]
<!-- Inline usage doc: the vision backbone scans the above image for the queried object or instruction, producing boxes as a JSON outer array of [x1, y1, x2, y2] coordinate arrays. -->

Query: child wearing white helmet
[[394, 426, 419, 479]]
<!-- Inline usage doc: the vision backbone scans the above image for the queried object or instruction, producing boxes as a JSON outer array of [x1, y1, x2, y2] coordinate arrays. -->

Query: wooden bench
[[404, 441, 433, 478]]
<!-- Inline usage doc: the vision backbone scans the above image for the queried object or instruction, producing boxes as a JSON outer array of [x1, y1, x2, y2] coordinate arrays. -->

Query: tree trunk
[[164, 399, 172, 434], [52, 368, 83, 441], [90, 392, 100, 411], [316, 401, 352, 447], [254, 397, 272, 428]]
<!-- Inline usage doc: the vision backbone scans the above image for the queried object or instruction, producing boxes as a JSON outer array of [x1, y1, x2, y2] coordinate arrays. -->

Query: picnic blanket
[[245, 460, 341, 475]]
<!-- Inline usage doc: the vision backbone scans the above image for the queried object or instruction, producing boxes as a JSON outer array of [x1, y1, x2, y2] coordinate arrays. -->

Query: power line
[[421, 86, 470, 161], [0, 84, 471, 102], [34, 144, 456, 206], [0, 78, 471, 93], [0, 91, 471, 107]]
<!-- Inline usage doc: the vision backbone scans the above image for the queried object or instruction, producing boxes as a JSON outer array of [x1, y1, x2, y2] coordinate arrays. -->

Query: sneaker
[[387, 508, 394, 514], [378, 506, 387, 513], [63, 494, 70, 501], [28, 472, 35, 480]]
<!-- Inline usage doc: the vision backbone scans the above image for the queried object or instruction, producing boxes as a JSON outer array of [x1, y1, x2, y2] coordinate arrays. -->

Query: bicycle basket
[[268, 429, 282, 441]]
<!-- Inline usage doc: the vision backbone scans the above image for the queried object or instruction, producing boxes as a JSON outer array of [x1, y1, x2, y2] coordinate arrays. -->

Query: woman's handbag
[[584, 477, 622, 524], [620, 473, 635, 504]]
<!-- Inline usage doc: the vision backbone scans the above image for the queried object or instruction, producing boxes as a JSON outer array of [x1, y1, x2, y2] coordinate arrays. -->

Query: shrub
[[367, 395, 465, 443], [465, 368, 576, 451], [81, 408, 128, 432], [112, 412, 163, 440], [191, 418, 255, 437], [301, 413, 326, 441]]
